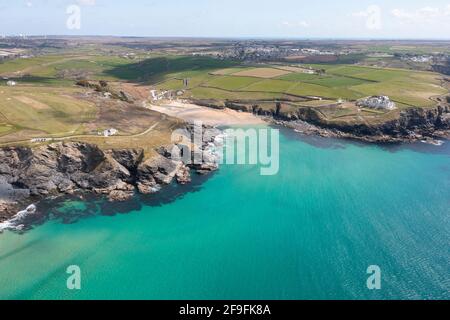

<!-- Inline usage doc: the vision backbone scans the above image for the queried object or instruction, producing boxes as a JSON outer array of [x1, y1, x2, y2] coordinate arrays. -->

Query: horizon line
[[2, 34, 450, 42]]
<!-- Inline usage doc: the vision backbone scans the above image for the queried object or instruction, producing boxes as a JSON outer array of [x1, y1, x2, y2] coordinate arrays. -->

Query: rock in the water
[[176, 165, 191, 185], [108, 190, 134, 202]]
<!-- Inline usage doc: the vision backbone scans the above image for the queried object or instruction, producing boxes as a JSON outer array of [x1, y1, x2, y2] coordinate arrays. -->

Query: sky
[[0, 0, 450, 39]]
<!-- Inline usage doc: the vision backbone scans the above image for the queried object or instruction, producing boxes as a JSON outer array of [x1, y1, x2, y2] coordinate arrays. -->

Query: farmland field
[[0, 51, 448, 145], [0, 86, 96, 137], [240, 79, 297, 93], [277, 72, 327, 81], [2, 53, 445, 109], [304, 76, 370, 88], [151, 58, 446, 108], [231, 67, 292, 78], [203, 76, 262, 91]]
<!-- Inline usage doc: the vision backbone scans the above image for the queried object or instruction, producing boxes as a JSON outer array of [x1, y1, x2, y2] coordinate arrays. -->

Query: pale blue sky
[[0, 0, 449, 39]]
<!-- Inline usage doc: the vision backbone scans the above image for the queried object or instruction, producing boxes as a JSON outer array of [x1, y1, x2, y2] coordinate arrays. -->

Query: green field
[[240, 79, 297, 93], [304, 76, 370, 88], [0, 86, 96, 138], [1, 53, 445, 107], [152, 60, 447, 108], [203, 76, 262, 91], [0, 52, 447, 145]]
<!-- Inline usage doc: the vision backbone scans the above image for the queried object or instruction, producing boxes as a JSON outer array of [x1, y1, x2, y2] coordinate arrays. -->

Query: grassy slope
[[0, 52, 447, 144], [155, 62, 446, 108], [0, 86, 96, 139]]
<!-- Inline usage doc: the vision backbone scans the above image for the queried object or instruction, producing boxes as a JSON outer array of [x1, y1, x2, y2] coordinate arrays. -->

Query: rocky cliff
[[252, 103, 450, 142], [188, 98, 450, 142], [0, 126, 220, 222], [290, 105, 450, 141]]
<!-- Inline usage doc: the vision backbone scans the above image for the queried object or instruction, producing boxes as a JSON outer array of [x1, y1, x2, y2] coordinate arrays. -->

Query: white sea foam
[[0, 204, 36, 232], [421, 139, 444, 146]]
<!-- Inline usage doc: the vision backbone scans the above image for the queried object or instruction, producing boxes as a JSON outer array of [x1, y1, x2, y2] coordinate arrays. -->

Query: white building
[[31, 138, 51, 143], [102, 128, 118, 137], [357, 96, 396, 110], [6, 80, 16, 86], [150, 89, 171, 101]]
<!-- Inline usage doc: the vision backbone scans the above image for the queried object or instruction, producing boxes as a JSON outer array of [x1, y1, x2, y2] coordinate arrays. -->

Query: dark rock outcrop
[[200, 95, 449, 142], [0, 126, 221, 220], [318, 106, 449, 139], [263, 104, 449, 142]]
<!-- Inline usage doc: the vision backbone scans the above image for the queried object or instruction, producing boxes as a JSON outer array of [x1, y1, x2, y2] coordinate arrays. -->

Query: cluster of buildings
[[301, 68, 317, 74], [398, 53, 449, 65], [356, 96, 396, 110], [217, 44, 292, 61], [120, 52, 137, 60], [214, 42, 349, 62], [31, 138, 51, 143], [401, 55, 433, 63], [150, 89, 184, 102], [0, 48, 27, 61], [299, 48, 336, 55], [150, 89, 171, 101]]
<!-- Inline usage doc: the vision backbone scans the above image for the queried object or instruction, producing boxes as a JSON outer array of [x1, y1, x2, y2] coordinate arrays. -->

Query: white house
[[31, 138, 51, 143], [102, 128, 118, 137], [6, 80, 16, 86], [150, 89, 171, 101], [357, 96, 396, 110]]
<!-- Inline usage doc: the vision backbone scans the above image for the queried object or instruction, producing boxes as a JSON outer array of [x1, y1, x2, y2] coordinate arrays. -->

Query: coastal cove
[[0, 127, 449, 300]]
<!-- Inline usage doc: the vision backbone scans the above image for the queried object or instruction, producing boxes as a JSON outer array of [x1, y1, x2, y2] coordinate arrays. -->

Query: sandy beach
[[149, 101, 265, 126]]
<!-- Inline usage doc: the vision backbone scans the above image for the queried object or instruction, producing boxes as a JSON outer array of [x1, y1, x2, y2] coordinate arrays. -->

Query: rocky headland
[[269, 105, 450, 144], [0, 125, 222, 227], [192, 99, 450, 143]]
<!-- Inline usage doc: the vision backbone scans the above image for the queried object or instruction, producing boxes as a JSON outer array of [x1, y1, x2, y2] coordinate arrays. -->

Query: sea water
[[0, 127, 449, 300]]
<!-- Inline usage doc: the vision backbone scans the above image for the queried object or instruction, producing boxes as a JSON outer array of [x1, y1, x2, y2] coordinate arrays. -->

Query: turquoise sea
[[0, 127, 449, 300]]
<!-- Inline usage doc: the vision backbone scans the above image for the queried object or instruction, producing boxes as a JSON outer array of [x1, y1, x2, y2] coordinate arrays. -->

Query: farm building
[[150, 89, 174, 101], [356, 96, 396, 110], [101, 128, 118, 137]]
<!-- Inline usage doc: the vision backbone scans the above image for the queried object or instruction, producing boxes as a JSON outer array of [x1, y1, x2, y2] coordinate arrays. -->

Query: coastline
[[1, 100, 449, 228], [0, 102, 267, 228], [0, 123, 223, 229], [2, 120, 449, 300], [185, 100, 450, 144], [269, 118, 449, 145]]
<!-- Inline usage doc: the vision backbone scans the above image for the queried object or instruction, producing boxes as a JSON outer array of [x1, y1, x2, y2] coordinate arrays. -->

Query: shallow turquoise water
[[0, 128, 449, 300]]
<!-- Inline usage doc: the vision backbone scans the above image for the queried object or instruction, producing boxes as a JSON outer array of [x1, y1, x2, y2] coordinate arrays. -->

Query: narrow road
[[52, 122, 160, 141], [0, 122, 160, 147]]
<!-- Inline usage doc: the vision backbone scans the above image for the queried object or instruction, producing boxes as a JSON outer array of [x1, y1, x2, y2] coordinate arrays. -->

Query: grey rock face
[[0, 125, 221, 220], [290, 105, 450, 141], [137, 154, 182, 185]]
